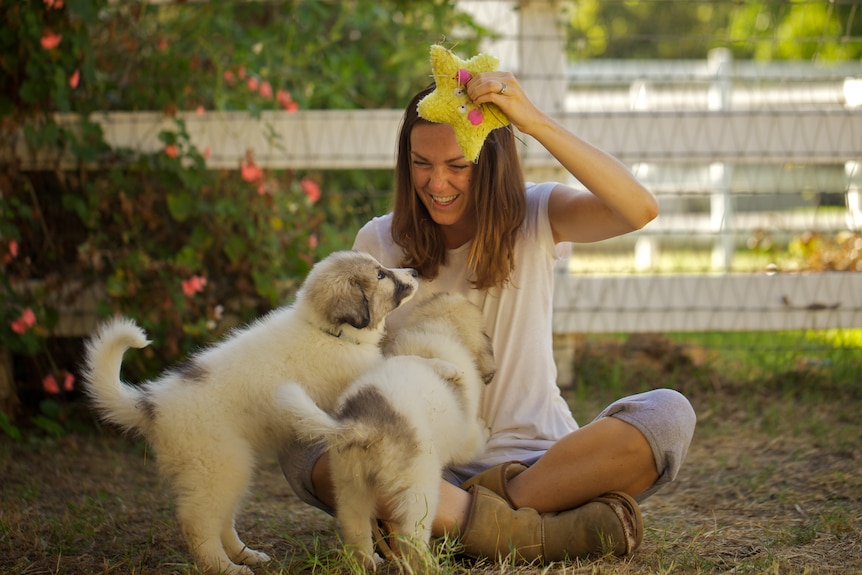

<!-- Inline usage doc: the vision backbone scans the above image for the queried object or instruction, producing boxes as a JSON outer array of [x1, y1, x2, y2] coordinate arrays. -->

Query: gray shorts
[[279, 387, 695, 513]]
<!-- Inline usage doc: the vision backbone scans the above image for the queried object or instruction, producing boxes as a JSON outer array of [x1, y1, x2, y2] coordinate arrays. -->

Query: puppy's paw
[[480, 420, 491, 443], [237, 547, 271, 565], [366, 552, 384, 571], [213, 563, 254, 575], [422, 357, 464, 386]]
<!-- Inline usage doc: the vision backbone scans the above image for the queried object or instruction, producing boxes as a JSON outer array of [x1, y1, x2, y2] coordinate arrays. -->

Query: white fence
[[6, 1, 861, 340], [553, 272, 862, 334]]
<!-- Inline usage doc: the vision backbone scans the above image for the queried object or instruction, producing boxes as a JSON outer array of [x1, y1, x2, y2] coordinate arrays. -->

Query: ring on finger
[[498, 82, 507, 95]]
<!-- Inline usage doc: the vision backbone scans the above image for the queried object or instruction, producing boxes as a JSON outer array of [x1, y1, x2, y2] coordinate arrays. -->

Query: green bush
[[0, 0, 482, 427]]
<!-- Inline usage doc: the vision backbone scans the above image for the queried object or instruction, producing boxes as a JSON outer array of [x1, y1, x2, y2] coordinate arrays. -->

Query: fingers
[[465, 72, 518, 104]]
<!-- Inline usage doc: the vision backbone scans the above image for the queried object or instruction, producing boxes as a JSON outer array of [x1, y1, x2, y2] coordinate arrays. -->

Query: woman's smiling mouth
[[432, 193, 460, 206]]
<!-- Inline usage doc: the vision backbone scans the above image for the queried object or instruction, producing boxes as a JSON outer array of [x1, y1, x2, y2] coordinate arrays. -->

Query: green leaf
[[32, 415, 66, 437], [223, 234, 247, 265], [166, 191, 194, 222], [0, 413, 22, 441]]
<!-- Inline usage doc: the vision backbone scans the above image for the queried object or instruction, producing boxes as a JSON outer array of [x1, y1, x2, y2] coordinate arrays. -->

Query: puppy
[[280, 292, 495, 569], [82, 250, 418, 575]]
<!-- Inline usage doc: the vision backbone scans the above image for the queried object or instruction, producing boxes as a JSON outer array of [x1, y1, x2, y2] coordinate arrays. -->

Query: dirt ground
[[1, 336, 860, 574]]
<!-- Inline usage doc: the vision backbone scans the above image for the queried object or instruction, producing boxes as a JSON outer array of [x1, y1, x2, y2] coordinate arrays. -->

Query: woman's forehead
[[410, 123, 464, 160]]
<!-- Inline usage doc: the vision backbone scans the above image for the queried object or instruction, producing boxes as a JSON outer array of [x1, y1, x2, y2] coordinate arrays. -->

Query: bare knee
[[311, 452, 336, 508]]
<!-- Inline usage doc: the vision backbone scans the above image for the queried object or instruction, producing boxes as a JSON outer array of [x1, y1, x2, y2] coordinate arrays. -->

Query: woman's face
[[409, 122, 476, 247]]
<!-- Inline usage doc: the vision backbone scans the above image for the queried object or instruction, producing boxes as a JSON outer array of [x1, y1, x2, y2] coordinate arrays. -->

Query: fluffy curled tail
[[82, 317, 152, 435]]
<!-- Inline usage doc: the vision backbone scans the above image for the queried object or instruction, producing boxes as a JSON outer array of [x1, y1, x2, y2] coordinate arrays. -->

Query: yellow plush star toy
[[417, 44, 510, 163]]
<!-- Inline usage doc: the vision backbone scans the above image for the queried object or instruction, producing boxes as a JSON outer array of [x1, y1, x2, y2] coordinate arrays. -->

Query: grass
[[1, 331, 861, 574]]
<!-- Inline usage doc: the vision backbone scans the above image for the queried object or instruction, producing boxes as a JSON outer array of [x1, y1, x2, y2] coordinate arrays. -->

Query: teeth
[[433, 194, 458, 204]]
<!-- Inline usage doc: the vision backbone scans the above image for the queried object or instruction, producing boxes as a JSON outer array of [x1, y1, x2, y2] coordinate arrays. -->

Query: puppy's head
[[299, 250, 419, 337], [410, 292, 496, 384]]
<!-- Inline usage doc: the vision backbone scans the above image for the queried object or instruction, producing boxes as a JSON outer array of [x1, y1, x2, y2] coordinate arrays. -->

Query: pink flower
[[11, 308, 36, 334], [237, 65, 246, 80], [41, 30, 62, 50], [43, 375, 60, 395], [63, 372, 75, 392], [44, 0, 64, 10], [165, 145, 178, 158], [3, 240, 18, 264], [68, 69, 80, 89], [247, 77, 259, 92], [309, 234, 319, 249], [223, 70, 236, 86], [259, 81, 273, 99], [276, 89, 299, 112], [196, 105, 205, 116], [241, 158, 263, 183], [181, 275, 207, 296], [300, 177, 321, 203], [203, 146, 211, 159]]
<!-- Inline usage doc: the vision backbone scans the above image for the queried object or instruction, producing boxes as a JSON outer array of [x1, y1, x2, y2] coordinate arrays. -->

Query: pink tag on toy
[[457, 69, 472, 85], [468, 109, 484, 125]]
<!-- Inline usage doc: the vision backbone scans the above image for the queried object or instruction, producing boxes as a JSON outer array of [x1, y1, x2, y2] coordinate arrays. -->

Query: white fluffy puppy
[[280, 292, 495, 569], [82, 250, 419, 575]]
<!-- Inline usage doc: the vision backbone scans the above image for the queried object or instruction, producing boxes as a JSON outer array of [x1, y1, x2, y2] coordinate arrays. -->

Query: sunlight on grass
[[808, 328, 862, 347], [660, 329, 862, 387]]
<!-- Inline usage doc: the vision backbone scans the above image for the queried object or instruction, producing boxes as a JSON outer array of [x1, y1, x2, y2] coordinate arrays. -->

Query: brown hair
[[390, 84, 526, 290]]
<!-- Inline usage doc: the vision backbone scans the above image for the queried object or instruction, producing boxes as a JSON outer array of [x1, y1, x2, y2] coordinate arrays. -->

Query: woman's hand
[[465, 71, 549, 136], [468, 71, 658, 242]]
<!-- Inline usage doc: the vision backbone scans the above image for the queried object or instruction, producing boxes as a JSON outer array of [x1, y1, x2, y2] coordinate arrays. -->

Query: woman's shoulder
[[356, 212, 393, 240], [354, 212, 398, 262], [525, 181, 558, 202], [523, 181, 559, 222]]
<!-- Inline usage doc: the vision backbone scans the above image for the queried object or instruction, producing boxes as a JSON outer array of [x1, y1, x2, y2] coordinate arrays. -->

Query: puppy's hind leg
[[391, 474, 439, 549], [175, 483, 253, 575], [388, 476, 438, 570], [334, 479, 381, 570], [171, 448, 268, 574], [214, 449, 271, 567]]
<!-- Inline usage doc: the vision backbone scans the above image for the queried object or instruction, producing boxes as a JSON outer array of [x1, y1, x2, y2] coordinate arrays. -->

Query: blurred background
[[1, 0, 860, 434]]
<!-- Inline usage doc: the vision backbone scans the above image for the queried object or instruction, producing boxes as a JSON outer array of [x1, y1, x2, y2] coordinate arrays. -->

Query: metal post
[[708, 48, 734, 272]]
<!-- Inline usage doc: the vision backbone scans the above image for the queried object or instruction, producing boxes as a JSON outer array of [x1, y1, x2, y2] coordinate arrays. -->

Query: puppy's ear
[[332, 280, 371, 329]]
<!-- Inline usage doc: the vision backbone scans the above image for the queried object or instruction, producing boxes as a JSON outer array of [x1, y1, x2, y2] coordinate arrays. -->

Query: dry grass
[[1, 336, 860, 574]]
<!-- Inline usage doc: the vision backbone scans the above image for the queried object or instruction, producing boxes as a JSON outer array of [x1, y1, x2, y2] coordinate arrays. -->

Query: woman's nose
[[429, 169, 447, 191]]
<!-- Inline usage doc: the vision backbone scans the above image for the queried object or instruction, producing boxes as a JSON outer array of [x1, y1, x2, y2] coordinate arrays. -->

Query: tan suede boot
[[460, 460, 530, 505], [457, 462, 643, 563]]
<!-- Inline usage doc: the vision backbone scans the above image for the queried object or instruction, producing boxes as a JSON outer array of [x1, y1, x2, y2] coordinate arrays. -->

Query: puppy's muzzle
[[393, 268, 419, 306]]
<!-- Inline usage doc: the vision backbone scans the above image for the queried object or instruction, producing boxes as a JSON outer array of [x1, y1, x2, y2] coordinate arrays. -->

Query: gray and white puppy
[[280, 292, 495, 569]]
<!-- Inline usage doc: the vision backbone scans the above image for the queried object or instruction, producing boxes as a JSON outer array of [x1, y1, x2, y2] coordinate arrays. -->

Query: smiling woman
[[391, 84, 528, 291], [280, 64, 692, 565], [409, 123, 477, 247]]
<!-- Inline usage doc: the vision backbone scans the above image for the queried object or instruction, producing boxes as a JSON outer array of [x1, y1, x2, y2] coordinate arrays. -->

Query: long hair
[[390, 83, 526, 290]]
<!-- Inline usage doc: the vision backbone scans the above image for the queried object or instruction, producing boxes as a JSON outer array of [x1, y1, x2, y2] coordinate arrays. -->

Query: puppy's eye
[[377, 270, 386, 280]]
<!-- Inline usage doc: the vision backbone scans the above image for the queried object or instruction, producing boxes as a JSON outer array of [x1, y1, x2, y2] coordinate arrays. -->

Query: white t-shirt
[[353, 181, 579, 468]]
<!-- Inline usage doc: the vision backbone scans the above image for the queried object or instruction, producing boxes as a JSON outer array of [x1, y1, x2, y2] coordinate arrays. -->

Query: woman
[[282, 71, 696, 562]]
